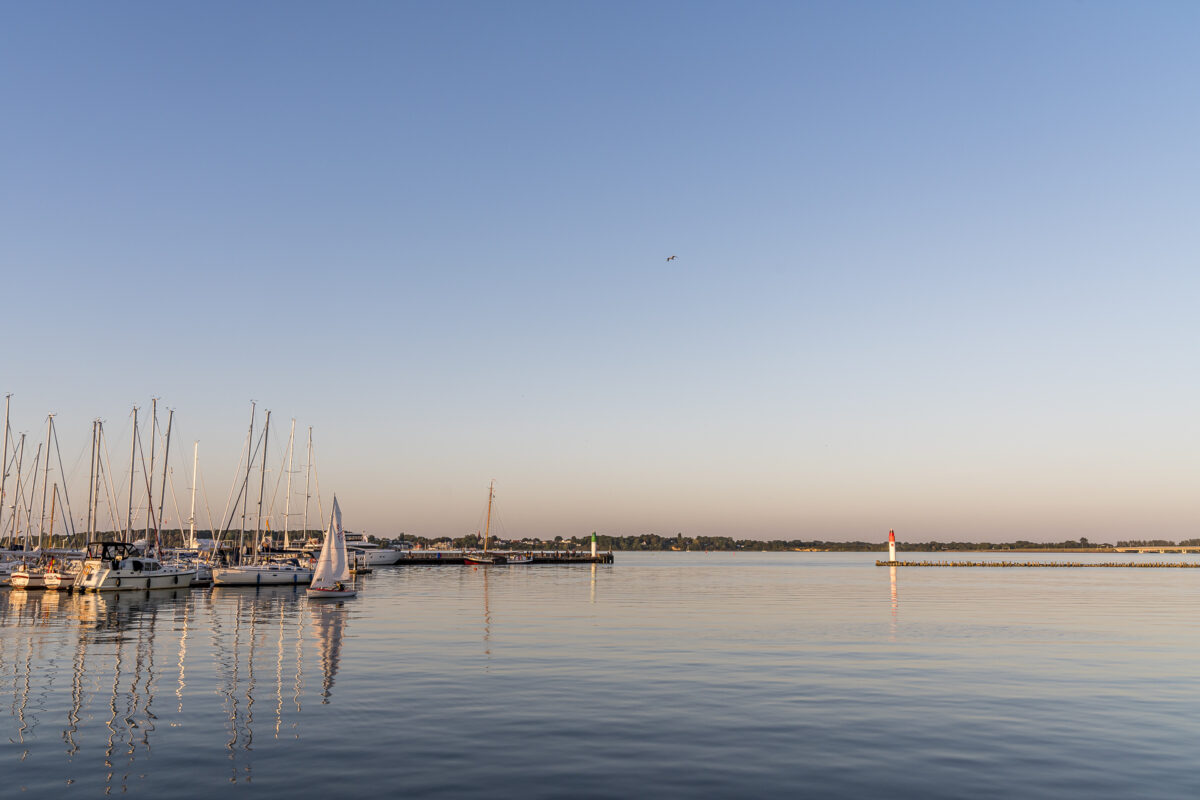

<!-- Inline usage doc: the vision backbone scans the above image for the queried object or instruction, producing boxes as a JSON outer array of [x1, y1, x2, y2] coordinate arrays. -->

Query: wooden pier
[[393, 551, 614, 566], [878, 560, 1200, 568]]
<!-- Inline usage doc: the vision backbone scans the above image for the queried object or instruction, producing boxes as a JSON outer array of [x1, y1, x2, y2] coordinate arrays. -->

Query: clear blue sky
[[2, 1, 1198, 542]]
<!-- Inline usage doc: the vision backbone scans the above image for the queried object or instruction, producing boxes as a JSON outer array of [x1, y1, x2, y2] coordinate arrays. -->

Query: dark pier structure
[[878, 560, 1200, 568], [394, 551, 614, 566]]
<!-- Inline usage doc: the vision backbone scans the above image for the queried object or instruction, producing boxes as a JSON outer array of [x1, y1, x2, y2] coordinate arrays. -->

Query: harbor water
[[2, 551, 1200, 797]]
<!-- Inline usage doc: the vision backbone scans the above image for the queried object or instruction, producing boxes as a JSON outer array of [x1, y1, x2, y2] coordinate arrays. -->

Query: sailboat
[[307, 496, 356, 598], [212, 408, 313, 587], [464, 481, 504, 565]]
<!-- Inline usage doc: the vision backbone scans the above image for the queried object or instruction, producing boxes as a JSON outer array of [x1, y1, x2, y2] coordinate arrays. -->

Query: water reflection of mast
[[176, 593, 189, 713], [275, 600, 285, 737], [293, 598, 304, 715], [482, 568, 492, 666], [223, 593, 243, 762], [245, 593, 259, 756], [13, 623, 33, 759], [64, 616, 86, 756], [103, 618, 125, 792], [135, 594, 160, 752]]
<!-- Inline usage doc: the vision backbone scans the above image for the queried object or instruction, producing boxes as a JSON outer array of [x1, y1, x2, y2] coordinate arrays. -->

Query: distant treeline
[[25, 529, 1191, 552], [392, 533, 1123, 552]]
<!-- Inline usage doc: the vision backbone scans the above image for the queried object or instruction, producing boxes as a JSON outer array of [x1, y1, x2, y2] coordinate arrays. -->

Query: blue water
[[3, 551, 1200, 797]]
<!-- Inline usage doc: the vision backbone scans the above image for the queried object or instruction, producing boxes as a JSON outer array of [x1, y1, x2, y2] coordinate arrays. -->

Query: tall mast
[[126, 406, 138, 543], [188, 441, 198, 550], [238, 402, 255, 558], [38, 414, 53, 542], [48, 483, 58, 548], [13, 437, 28, 553], [147, 398, 157, 539], [93, 422, 104, 540], [303, 427, 313, 541], [85, 420, 97, 542], [284, 419, 295, 550], [6, 433, 24, 546], [254, 410, 271, 562], [24, 443, 39, 548], [157, 408, 173, 546], [21, 442, 40, 553], [0, 393, 10, 541], [483, 480, 494, 555]]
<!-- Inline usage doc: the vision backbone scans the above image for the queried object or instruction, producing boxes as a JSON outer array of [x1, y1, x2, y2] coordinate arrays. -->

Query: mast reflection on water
[[0, 586, 350, 790]]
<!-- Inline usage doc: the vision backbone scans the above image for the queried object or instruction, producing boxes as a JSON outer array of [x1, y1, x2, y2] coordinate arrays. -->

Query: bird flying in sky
[[666, 255, 677, 262]]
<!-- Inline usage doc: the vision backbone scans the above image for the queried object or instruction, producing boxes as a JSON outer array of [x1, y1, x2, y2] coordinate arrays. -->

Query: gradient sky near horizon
[[2, 1, 1199, 543]]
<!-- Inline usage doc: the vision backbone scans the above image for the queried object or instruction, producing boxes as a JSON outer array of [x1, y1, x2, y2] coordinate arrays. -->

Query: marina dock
[[878, 560, 1200, 568], [394, 551, 614, 565]]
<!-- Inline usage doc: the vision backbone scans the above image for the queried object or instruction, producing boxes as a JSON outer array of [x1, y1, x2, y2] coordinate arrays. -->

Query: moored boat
[[73, 542, 196, 592], [10, 562, 62, 590], [212, 560, 314, 586]]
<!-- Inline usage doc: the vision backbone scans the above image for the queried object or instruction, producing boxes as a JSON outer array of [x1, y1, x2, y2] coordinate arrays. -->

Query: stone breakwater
[[878, 560, 1200, 568]]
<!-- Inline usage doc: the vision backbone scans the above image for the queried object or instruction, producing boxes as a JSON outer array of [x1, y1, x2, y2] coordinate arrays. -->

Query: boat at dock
[[212, 407, 316, 588], [212, 559, 314, 586], [73, 541, 196, 592], [345, 533, 405, 566], [464, 481, 503, 565], [10, 561, 63, 590]]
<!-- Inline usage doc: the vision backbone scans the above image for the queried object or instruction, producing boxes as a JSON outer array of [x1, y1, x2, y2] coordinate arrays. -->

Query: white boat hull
[[10, 569, 63, 590], [348, 547, 403, 566], [307, 586, 356, 598], [74, 563, 196, 592], [212, 565, 314, 586]]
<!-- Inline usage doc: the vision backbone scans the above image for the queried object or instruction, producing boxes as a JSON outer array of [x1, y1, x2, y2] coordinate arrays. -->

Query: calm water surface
[[3, 551, 1200, 797]]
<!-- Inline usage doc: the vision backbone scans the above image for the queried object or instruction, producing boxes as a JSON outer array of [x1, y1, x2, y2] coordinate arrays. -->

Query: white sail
[[311, 496, 349, 588]]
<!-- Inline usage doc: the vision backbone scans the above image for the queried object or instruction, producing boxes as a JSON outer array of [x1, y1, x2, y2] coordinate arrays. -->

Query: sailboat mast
[[12, 440, 27, 553], [238, 402, 255, 559], [157, 408, 173, 546], [483, 480, 494, 555], [284, 419, 295, 550], [21, 442, 40, 553], [303, 426, 312, 542], [126, 406, 138, 543], [147, 398, 157, 539], [38, 414, 53, 543], [0, 393, 10, 541], [48, 483, 57, 548], [6, 433, 24, 546], [188, 441, 198, 550], [254, 409, 271, 562], [85, 420, 97, 542], [93, 423, 104, 540]]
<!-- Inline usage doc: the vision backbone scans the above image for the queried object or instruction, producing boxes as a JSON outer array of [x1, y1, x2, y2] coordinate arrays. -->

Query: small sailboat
[[307, 496, 356, 599]]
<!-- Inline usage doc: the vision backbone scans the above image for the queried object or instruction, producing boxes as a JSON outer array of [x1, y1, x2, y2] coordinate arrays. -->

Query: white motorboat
[[73, 541, 197, 592], [344, 533, 404, 566]]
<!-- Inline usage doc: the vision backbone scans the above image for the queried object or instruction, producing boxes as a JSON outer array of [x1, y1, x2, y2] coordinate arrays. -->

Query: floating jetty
[[878, 560, 1200, 568], [394, 551, 613, 566]]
